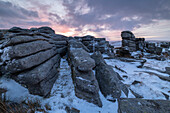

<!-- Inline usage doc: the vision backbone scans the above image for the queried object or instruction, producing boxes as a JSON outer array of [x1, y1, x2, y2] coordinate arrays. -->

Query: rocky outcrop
[[120, 31, 170, 59], [165, 67, 170, 75], [68, 39, 102, 107], [145, 42, 156, 54], [74, 35, 114, 55], [0, 27, 68, 97], [118, 98, 170, 113], [116, 46, 131, 58], [121, 31, 145, 52], [91, 52, 129, 100], [160, 42, 170, 48]]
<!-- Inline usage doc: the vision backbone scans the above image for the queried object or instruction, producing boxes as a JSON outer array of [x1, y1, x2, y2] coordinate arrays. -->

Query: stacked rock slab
[[145, 42, 156, 54], [121, 31, 145, 52], [0, 27, 68, 97], [118, 98, 170, 113], [74, 35, 114, 55], [91, 52, 129, 100], [160, 42, 170, 48], [68, 39, 102, 107]]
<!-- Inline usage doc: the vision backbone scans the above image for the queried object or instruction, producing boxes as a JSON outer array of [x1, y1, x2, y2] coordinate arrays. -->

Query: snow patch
[[1, 46, 11, 61]]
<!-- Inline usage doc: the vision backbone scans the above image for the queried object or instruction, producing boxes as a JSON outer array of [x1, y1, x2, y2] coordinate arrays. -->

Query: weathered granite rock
[[121, 31, 135, 39], [65, 106, 80, 113], [13, 54, 60, 85], [74, 36, 114, 55], [13, 54, 61, 97], [165, 67, 170, 75], [91, 52, 129, 99], [2, 47, 58, 74], [146, 42, 156, 53], [51, 34, 68, 41], [31, 27, 55, 34], [121, 31, 145, 52], [118, 98, 170, 113], [0, 27, 68, 97], [82, 35, 95, 41], [1, 41, 54, 59], [156, 47, 163, 55], [8, 27, 29, 33], [68, 40, 102, 107], [50, 41, 67, 45], [136, 38, 145, 51], [160, 42, 170, 48], [69, 49, 95, 72], [116, 47, 131, 57], [1, 35, 50, 48], [68, 39, 90, 52], [0, 32, 3, 38], [145, 54, 166, 61]]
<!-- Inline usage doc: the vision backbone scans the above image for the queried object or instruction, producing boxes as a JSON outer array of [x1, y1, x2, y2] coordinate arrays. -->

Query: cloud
[[133, 19, 170, 41], [62, 0, 170, 29], [0, 1, 38, 19], [0, 0, 50, 28], [0, 0, 170, 41]]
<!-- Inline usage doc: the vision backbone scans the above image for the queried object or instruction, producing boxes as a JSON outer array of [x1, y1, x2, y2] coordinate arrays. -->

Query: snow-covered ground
[[0, 56, 169, 113], [104, 55, 170, 100], [110, 41, 121, 48], [144, 58, 170, 71], [0, 58, 118, 113]]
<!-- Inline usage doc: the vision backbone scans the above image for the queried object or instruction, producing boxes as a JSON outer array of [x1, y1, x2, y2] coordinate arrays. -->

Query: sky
[[0, 0, 170, 41]]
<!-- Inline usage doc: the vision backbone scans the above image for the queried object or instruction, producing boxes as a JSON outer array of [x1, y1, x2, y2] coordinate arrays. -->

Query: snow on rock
[[41, 58, 118, 113], [0, 78, 42, 103], [144, 58, 170, 71], [2, 56, 169, 112], [104, 58, 170, 100], [110, 41, 122, 48], [1, 47, 11, 62], [0, 58, 118, 113]]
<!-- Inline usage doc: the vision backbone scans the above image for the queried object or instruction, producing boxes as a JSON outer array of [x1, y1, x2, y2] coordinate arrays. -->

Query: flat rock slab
[[68, 41, 102, 107], [1, 35, 52, 48], [118, 98, 170, 113], [1, 40, 54, 59], [91, 52, 129, 99], [68, 39, 90, 52], [69, 49, 95, 72], [4, 47, 58, 73], [14, 54, 60, 85]]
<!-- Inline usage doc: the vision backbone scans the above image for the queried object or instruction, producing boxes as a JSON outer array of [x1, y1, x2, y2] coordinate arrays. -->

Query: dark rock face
[[121, 31, 135, 39], [121, 31, 145, 52], [8, 27, 29, 33], [156, 47, 163, 55], [68, 39, 102, 107], [0, 27, 67, 97], [116, 47, 131, 58], [118, 98, 170, 113], [165, 67, 170, 75], [120, 31, 170, 59], [65, 106, 80, 113], [74, 35, 114, 55], [91, 52, 129, 99], [160, 42, 170, 48], [145, 54, 166, 61], [30, 27, 55, 34], [146, 42, 156, 53]]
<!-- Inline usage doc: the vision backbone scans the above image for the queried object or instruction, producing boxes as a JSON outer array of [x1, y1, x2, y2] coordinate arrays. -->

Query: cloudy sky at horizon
[[0, 0, 170, 41]]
